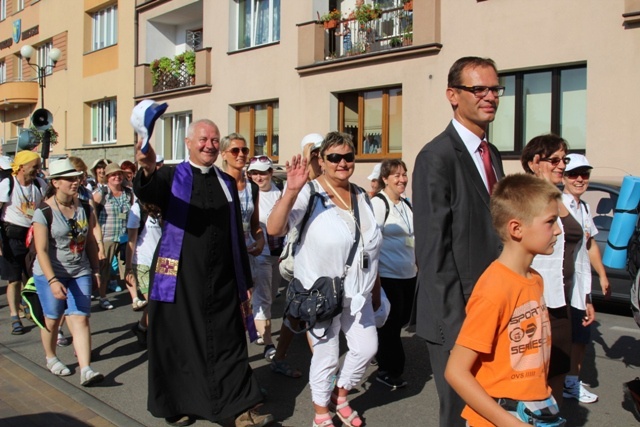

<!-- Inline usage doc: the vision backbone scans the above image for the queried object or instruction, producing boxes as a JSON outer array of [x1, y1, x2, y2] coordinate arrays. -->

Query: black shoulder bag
[[284, 185, 361, 337]]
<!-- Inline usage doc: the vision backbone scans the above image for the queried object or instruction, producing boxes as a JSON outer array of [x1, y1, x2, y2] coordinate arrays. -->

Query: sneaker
[[376, 372, 407, 390], [57, 331, 70, 347], [563, 380, 598, 403], [99, 298, 114, 310], [263, 344, 276, 362], [131, 324, 147, 348], [234, 408, 275, 427]]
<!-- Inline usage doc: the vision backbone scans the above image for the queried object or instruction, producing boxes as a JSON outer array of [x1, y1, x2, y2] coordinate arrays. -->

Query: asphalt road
[[2, 283, 640, 426]]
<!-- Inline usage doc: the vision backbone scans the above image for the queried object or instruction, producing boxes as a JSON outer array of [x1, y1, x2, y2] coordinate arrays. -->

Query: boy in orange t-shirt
[[445, 174, 565, 427]]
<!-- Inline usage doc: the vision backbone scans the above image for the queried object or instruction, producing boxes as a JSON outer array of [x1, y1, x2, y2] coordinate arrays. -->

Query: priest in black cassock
[[134, 119, 275, 427]]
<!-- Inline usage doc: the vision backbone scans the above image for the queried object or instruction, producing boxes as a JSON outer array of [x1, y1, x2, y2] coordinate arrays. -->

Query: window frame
[[91, 99, 117, 144], [15, 0, 24, 12], [0, 61, 5, 84], [37, 42, 54, 76], [92, 5, 118, 51], [160, 112, 192, 162], [236, 0, 281, 50], [489, 64, 587, 157], [1, 0, 6, 21], [337, 86, 403, 159], [235, 101, 279, 162]]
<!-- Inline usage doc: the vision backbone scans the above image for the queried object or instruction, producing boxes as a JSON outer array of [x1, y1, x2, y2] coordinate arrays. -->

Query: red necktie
[[479, 139, 497, 195]]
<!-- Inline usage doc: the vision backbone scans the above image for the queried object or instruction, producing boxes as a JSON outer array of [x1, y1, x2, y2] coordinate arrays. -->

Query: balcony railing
[[324, 6, 412, 59], [134, 48, 211, 99]]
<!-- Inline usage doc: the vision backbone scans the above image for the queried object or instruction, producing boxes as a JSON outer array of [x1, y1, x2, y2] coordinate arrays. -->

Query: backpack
[[628, 221, 640, 279], [631, 270, 640, 328], [95, 185, 134, 218], [373, 192, 412, 225], [278, 182, 319, 282]]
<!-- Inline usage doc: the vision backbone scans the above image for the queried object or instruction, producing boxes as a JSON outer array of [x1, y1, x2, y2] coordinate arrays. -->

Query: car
[[580, 180, 634, 306]]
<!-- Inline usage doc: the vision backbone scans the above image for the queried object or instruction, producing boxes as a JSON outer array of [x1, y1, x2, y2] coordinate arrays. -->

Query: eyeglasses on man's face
[[227, 147, 250, 156], [540, 156, 571, 166], [451, 85, 505, 98]]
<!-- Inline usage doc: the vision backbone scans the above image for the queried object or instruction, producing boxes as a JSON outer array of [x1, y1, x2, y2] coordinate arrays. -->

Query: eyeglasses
[[249, 170, 270, 176], [249, 155, 271, 164], [67, 218, 80, 239], [310, 149, 320, 159], [57, 176, 81, 182], [227, 147, 250, 156], [325, 152, 355, 164], [540, 156, 571, 166], [565, 171, 591, 180], [451, 85, 506, 98]]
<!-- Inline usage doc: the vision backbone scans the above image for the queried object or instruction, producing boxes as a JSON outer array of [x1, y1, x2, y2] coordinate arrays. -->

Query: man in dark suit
[[413, 57, 506, 427]]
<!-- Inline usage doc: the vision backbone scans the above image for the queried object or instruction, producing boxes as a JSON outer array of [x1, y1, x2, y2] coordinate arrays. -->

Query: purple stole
[[150, 162, 258, 341]]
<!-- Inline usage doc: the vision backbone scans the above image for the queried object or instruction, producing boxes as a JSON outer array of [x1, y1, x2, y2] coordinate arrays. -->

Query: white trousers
[[252, 255, 280, 320], [309, 295, 378, 407]]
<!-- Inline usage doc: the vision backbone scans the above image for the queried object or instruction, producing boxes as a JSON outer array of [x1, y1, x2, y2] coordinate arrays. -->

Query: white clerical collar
[[188, 160, 213, 174]]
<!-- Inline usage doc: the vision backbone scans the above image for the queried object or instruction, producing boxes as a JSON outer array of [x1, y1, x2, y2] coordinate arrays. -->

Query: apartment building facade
[[0, 0, 638, 192], [0, 0, 134, 166]]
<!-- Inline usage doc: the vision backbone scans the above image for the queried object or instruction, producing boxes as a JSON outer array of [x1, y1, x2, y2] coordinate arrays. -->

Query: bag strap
[[294, 181, 318, 246], [342, 184, 361, 276]]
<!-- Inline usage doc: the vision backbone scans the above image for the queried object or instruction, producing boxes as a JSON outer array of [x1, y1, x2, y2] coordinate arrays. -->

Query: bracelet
[[48, 277, 58, 285]]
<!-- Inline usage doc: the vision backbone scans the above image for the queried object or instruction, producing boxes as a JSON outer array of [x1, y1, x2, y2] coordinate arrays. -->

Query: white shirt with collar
[[451, 118, 494, 193]]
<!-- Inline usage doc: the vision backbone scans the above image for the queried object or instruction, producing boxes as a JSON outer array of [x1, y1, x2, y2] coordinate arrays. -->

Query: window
[[186, 29, 203, 50], [15, 54, 22, 81], [0, 61, 5, 84], [237, 0, 280, 49], [15, 0, 24, 12], [489, 65, 587, 154], [1, 0, 6, 21], [236, 101, 279, 160], [92, 5, 118, 51], [91, 99, 117, 143], [338, 87, 403, 157], [37, 42, 54, 75], [161, 112, 192, 162]]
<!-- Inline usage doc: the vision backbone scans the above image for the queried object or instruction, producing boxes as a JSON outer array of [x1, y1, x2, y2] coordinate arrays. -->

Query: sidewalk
[[0, 343, 142, 427]]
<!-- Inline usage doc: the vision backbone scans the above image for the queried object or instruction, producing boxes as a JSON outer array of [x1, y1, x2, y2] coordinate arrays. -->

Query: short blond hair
[[491, 174, 561, 241]]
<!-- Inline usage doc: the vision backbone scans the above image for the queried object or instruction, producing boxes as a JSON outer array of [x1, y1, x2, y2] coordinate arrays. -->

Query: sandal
[[10, 316, 24, 335], [313, 417, 335, 427], [46, 357, 71, 376], [270, 359, 302, 378], [132, 298, 147, 312], [334, 400, 363, 427], [81, 368, 104, 387]]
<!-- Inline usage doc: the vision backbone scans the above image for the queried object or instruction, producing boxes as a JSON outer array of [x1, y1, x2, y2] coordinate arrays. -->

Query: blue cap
[[130, 99, 169, 154]]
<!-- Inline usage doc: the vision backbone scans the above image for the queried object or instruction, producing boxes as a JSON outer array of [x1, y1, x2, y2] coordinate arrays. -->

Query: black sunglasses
[[325, 152, 355, 164], [227, 147, 250, 156], [540, 156, 571, 166], [565, 171, 591, 180]]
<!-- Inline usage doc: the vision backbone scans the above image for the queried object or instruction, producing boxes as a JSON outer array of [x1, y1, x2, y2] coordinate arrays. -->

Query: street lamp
[[20, 44, 61, 109]]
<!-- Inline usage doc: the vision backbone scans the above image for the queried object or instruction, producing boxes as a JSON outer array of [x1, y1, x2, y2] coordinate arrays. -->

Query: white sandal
[[47, 357, 71, 376], [132, 298, 147, 312]]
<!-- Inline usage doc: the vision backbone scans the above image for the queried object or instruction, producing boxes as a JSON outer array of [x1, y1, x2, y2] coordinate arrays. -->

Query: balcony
[[297, 0, 442, 75], [624, 0, 640, 26], [0, 81, 39, 108], [134, 48, 211, 100]]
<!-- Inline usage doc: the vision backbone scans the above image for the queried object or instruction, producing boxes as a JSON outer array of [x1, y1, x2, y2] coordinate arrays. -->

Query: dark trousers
[[376, 276, 416, 376], [427, 341, 466, 427]]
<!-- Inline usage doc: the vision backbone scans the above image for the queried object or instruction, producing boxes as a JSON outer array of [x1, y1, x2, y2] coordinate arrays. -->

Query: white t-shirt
[[370, 191, 417, 279], [258, 182, 281, 257], [289, 180, 382, 315], [0, 176, 47, 227], [126, 202, 162, 267]]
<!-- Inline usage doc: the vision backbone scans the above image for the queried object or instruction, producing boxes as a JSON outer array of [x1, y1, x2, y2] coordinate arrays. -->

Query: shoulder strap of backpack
[[80, 201, 91, 219], [137, 200, 148, 234], [579, 199, 588, 215], [295, 181, 318, 245], [41, 205, 53, 234], [374, 192, 390, 224]]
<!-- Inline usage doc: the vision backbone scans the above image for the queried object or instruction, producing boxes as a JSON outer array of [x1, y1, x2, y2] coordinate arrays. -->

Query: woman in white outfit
[[247, 155, 283, 361], [561, 153, 609, 403], [268, 132, 382, 427]]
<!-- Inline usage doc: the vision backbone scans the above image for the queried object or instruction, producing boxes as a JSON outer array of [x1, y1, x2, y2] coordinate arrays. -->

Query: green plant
[[320, 9, 342, 22], [354, 3, 382, 25], [30, 126, 58, 145], [184, 50, 196, 76], [389, 36, 402, 48]]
